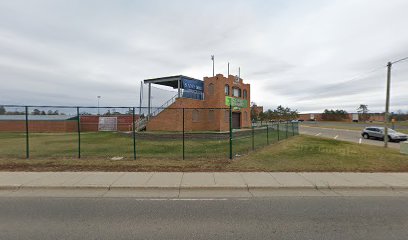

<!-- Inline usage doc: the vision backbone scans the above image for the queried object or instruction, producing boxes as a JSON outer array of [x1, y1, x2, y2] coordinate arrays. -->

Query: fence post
[[286, 122, 288, 138], [266, 125, 269, 145], [182, 108, 185, 160], [252, 126, 255, 150], [297, 122, 299, 135], [229, 105, 232, 160], [277, 123, 280, 141], [25, 106, 29, 159], [292, 122, 295, 136], [132, 107, 136, 160], [76, 107, 81, 159]]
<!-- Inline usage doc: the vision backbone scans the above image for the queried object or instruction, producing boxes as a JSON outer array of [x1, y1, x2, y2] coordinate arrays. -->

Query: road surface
[[301, 121, 408, 131], [1, 196, 408, 240], [300, 125, 401, 149]]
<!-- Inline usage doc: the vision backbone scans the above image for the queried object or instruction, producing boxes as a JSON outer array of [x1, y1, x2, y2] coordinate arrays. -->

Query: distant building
[[253, 106, 264, 116], [298, 113, 385, 122]]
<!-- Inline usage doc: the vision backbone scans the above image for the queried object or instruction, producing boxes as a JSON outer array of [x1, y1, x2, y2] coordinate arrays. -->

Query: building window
[[208, 83, 215, 96], [243, 90, 247, 99], [224, 84, 229, 96], [232, 87, 241, 97], [192, 109, 199, 122], [224, 110, 229, 123], [208, 110, 215, 122]]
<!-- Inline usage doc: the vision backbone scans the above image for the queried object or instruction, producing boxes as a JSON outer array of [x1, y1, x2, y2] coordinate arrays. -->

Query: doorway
[[232, 112, 241, 129]]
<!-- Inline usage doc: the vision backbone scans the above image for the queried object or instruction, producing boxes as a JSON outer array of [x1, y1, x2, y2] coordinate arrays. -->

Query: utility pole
[[211, 55, 215, 77], [384, 62, 392, 148]]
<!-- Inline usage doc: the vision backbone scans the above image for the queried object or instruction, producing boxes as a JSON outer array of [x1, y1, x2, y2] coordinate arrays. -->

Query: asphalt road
[[302, 121, 408, 131], [300, 125, 402, 149], [1, 196, 408, 240]]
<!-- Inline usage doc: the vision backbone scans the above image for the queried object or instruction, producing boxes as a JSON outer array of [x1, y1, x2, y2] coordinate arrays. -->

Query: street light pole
[[384, 62, 392, 148], [97, 96, 101, 115]]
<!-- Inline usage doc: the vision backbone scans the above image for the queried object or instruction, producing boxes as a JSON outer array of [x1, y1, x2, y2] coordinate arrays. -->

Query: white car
[[361, 127, 408, 143]]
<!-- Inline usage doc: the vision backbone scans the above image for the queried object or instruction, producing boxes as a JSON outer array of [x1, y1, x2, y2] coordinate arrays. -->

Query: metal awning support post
[[147, 83, 151, 119], [139, 81, 143, 117], [178, 79, 181, 98]]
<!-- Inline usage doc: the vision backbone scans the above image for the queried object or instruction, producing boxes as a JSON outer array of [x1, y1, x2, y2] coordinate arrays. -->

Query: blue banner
[[181, 78, 204, 92]]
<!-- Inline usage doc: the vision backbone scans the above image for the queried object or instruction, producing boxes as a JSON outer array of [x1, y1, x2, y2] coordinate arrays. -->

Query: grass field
[[1, 134, 408, 172], [0, 127, 295, 160], [235, 135, 408, 172]]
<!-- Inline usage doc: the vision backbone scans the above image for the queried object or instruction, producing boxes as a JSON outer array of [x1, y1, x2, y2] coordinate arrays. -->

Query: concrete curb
[[1, 185, 407, 191]]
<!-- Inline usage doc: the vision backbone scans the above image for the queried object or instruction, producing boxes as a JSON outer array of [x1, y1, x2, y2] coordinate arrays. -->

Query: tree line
[[251, 103, 299, 122], [0, 106, 64, 115]]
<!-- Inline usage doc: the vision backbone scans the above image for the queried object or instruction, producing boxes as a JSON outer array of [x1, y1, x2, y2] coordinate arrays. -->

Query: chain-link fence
[[0, 105, 299, 160]]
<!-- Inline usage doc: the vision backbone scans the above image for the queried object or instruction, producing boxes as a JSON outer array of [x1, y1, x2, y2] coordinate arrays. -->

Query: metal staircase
[[135, 93, 179, 131]]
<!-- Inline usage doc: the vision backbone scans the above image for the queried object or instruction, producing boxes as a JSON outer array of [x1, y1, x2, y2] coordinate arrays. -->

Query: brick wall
[[0, 115, 138, 133], [0, 120, 77, 132], [146, 74, 251, 132]]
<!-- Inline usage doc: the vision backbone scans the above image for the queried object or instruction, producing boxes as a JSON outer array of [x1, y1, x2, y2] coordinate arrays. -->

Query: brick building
[[143, 74, 251, 131]]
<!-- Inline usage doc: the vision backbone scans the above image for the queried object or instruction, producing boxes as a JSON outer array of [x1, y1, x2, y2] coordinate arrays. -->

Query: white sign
[[98, 117, 117, 131]]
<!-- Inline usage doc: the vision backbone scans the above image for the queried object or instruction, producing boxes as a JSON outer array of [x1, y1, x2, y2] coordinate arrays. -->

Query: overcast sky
[[1, 0, 408, 113]]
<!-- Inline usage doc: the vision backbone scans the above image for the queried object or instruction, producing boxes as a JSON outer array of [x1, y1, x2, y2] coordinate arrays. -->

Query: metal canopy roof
[[144, 75, 201, 89]]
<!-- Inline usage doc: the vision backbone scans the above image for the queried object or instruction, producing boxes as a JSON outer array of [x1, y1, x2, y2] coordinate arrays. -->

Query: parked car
[[361, 127, 408, 142]]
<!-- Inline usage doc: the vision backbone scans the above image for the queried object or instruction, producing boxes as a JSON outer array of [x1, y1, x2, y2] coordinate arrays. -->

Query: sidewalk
[[2, 172, 408, 191]]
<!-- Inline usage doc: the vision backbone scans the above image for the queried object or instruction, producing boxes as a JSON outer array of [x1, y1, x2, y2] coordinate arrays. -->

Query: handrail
[[150, 93, 179, 118], [137, 90, 205, 131]]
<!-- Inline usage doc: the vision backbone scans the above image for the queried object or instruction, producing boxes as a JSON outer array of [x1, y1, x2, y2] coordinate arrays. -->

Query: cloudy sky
[[1, 0, 408, 113]]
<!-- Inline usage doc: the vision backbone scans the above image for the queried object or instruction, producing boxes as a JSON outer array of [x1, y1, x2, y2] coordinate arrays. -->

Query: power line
[[391, 56, 408, 65], [331, 65, 386, 85]]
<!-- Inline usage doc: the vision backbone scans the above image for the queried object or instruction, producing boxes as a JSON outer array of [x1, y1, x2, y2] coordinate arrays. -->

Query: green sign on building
[[225, 96, 248, 109]]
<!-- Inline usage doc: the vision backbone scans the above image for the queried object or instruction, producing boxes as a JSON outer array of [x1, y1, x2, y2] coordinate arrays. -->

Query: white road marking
[[315, 133, 321, 136], [132, 198, 229, 201], [300, 125, 361, 133], [359, 138, 362, 144], [334, 135, 338, 139]]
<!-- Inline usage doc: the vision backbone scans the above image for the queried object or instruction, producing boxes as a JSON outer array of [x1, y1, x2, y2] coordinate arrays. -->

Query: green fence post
[[132, 107, 136, 160], [292, 122, 295, 137], [182, 108, 185, 160], [229, 104, 232, 160], [277, 123, 280, 141], [266, 125, 269, 145], [76, 107, 81, 159], [297, 122, 299, 135], [252, 126, 255, 150], [25, 106, 29, 159], [286, 122, 288, 139]]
